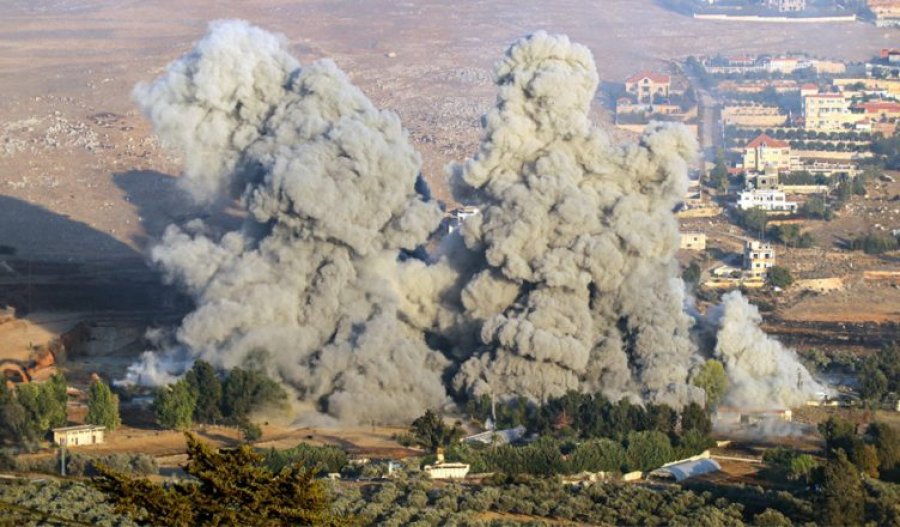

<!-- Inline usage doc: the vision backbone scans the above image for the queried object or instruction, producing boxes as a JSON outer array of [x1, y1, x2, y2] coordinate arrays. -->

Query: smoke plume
[[130, 20, 449, 424], [710, 291, 825, 409], [127, 21, 822, 424], [447, 32, 704, 408]]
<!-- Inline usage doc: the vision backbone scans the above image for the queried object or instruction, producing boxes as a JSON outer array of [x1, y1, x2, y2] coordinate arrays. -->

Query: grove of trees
[[0, 373, 68, 447], [152, 361, 288, 433]]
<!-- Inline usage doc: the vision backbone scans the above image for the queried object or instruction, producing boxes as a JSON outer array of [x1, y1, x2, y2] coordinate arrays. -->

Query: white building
[[736, 189, 797, 213], [423, 449, 470, 479], [649, 457, 721, 482], [744, 241, 776, 278], [446, 206, 479, 234], [52, 424, 105, 447]]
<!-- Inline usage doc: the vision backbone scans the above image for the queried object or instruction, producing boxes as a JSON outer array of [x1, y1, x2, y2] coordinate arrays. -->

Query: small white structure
[[736, 189, 797, 213], [423, 449, 470, 480], [52, 425, 105, 447], [649, 458, 721, 482], [446, 206, 480, 234]]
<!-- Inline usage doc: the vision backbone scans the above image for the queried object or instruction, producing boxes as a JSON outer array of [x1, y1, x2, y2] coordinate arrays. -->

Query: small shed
[[52, 424, 105, 447], [649, 458, 721, 482]]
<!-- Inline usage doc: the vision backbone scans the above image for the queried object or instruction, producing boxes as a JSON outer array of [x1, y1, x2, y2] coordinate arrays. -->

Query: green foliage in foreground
[[93, 434, 347, 526], [3, 459, 900, 526], [0, 478, 135, 526]]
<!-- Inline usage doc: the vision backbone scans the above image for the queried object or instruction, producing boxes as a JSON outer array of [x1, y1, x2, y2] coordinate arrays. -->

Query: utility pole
[[60, 446, 66, 477]]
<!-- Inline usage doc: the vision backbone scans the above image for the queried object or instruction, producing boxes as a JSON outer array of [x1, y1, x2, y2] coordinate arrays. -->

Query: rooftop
[[746, 133, 789, 149], [52, 424, 106, 433], [625, 70, 670, 83], [856, 101, 900, 112], [805, 93, 844, 99], [650, 458, 721, 482]]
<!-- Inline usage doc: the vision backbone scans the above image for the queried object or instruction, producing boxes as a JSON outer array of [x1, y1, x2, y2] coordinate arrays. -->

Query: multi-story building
[[624, 71, 670, 103], [868, 0, 900, 27], [744, 241, 776, 278], [737, 189, 798, 213], [803, 93, 853, 131], [742, 133, 792, 172]]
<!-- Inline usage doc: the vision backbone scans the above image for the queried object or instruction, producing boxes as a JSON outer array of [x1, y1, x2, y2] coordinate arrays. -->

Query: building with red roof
[[625, 71, 671, 103], [743, 133, 792, 172], [854, 101, 900, 119]]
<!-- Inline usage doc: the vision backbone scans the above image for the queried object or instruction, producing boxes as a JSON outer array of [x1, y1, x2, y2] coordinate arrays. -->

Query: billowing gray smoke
[[710, 291, 825, 409], [129, 20, 450, 424], [127, 21, 819, 423], [447, 32, 704, 407]]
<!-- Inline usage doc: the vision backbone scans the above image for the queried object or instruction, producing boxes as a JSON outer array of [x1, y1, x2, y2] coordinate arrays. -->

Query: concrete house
[[52, 424, 105, 447], [624, 71, 670, 103], [742, 134, 791, 172], [744, 241, 776, 278], [680, 232, 707, 251]]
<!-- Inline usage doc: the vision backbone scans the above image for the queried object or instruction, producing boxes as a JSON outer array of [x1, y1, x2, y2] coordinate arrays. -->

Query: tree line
[[153, 360, 287, 439]]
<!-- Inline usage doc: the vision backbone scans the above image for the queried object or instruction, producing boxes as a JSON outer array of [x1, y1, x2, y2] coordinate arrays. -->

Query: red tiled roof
[[856, 102, 900, 112], [801, 83, 818, 90], [806, 93, 843, 98], [625, 70, 670, 83], [746, 133, 789, 149]]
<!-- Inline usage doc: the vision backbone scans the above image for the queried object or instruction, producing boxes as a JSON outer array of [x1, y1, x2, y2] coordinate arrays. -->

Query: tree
[[867, 422, 900, 476], [736, 207, 769, 236], [0, 382, 29, 444], [676, 429, 716, 459], [409, 410, 463, 453], [682, 262, 701, 285], [692, 360, 728, 409], [752, 508, 792, 527], [85, 379, 121, 431], [788, 454, 817, 483], [93, 433, 346, 526], [819, 416, 857, 458], [221, 368, 287, 421], [184, 360, 223, 424], [570, 439, 627, 473], [625, 431, 674, 472], [768, 266, 793, 288], [11, 373, 68, 443], [858, 344, 900, 403], [681, 402, 712, 436], [154, 380, 197, 431], [820, 450, 865, 527], [856, 443, 880, 479]]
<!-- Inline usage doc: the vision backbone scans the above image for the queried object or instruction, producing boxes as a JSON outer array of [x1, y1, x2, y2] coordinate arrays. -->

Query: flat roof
[[52, 424, 106, 432]]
